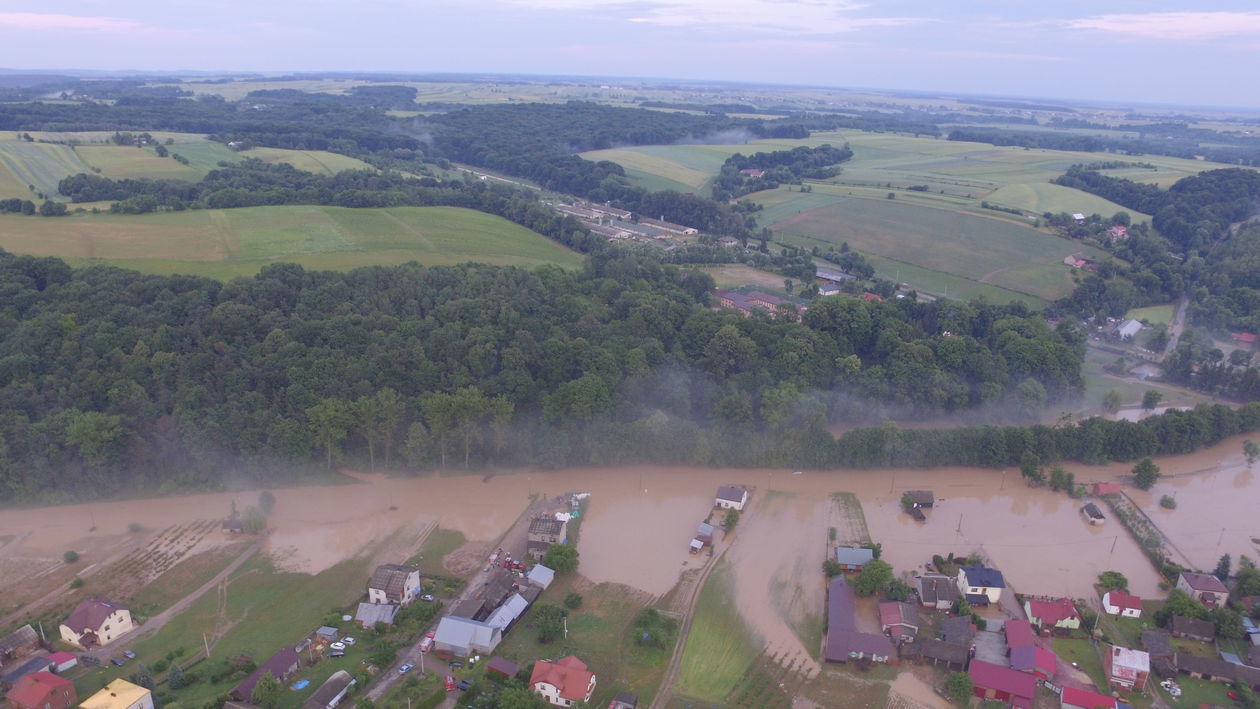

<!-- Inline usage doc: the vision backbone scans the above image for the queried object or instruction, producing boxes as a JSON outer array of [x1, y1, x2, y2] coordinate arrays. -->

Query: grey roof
[[528, 518, 565, 537], [486, 593, 529, 631], [354, 602, 399, 627], [315, 626, 339, 639], [302, 670, 355, 709], [836, 547, 875, 566], [697, 522, 715, 538], [0, 655, 50, 685], [1171, 615, 1215, 639], [940, 616, 975, 647], [1142, 630, 1173, 656], [63, 598, 127, 634], [917, 574, 961, 606], [1176, 652, 1236, 679], [528, 565, 555, 588], [449, 599, 486, 620], [905, 490, 934, 505], [920, 638, 970, 665], [433, 616, 500, 655], [0, 625, 38, 657], [716, 486, 746, 503], [961, 566, 1006, 589], [1082, 503, 1105, 520]]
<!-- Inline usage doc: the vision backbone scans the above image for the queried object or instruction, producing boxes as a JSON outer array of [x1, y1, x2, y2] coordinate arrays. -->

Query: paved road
[[365, 497, 558, 703]]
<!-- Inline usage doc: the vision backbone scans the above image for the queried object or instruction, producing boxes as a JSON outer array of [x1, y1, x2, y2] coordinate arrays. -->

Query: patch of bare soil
[[444, 541, 494, 576]]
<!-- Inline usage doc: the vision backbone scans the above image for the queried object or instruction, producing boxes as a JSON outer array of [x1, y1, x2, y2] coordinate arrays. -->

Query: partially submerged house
[[1177, 572, 1229, 607], [916, 574, 961, 610], [879, 602, 920, 642], [904, 491, 934, 508], [956, 566, 1005, 605], [824, 578, 895, 664], [59, 599, 133, 649], [432, 616, 501, 658], [367, 564, 421, 606], [1102, 645, 1150, 691], [969, 659, 1036, 709], [1025, 598, 1081, 633], [1102, 590, 1143, 618], [527, 517, 568, 561], [715, 486, 748, 511], [530, 656, 597, 707], [229, 646, 300, 702], [834, 547, 875, 572]]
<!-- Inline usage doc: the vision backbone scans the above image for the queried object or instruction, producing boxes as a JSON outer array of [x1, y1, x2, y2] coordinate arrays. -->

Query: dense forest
[[710, 144, 853, 201], [949, 127, 1260, 166], [0, 249, 1087, 502]]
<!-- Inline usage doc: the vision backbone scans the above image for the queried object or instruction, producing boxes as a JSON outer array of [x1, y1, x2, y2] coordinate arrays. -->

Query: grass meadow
[[0, 205, 583, 278], [675, 560, 759, 704], [0, 139, 90, 198]]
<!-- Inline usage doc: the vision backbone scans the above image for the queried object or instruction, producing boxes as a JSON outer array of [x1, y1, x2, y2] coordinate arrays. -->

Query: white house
[[530, 656, 596, 707], [715, 486, 748, 511], [367, 564, 421, 606], [1177, 572, 1229, 607], [59, 599, 133, 649], [1102, 589, 1143, 618], [955, 566, 1006, 605], [79, 680, 153, 709]]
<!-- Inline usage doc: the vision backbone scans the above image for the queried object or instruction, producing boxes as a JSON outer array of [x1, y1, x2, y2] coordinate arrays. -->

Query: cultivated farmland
[[0, 205, 582, 278], [237, 147, 374, 176], [0, 140, 90, 199], [76, 145, 204, 180]]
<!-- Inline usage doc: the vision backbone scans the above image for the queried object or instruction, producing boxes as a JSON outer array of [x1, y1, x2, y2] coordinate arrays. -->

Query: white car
[[329, 642, 346, 651], [341, 637, 356, 646]]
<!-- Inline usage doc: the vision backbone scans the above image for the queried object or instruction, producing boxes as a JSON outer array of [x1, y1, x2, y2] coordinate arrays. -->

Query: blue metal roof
[[961, 565, 1006, 588]]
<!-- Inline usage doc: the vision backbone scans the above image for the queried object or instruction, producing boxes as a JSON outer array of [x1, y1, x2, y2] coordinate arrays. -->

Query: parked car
[[420, 594, 436, 602], [449, 660, 464, 668], [111, 658, 126, 666], [330, 642, 346, 651], [329, 650, 345, 658], [399, 664, 414, 674], [457, 680, 471, 691], [121, 650, 136, 659], [341, 637, 355, 645]]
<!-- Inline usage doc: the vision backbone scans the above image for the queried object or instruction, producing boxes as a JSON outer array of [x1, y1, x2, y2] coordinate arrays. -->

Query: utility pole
[[203, 633, 210, 658]]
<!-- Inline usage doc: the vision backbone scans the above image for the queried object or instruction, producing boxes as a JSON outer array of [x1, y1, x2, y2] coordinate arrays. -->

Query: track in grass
[[0, 205, 583, 278]]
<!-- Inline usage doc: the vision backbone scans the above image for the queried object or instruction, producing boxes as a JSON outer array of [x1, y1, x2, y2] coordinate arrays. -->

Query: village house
[[0, 625, 40, 667], [527, 517, 568, 561], [229, 647, 300, 702], [1024, 598, 1082, 633], [1102, 589, 1143, 618], [1115, 319, 1143, 340], [608, 692, 638, 709], [59, 599, 133, 649], [818, 283, 841, 297], [879, 602, 920, 642], [941, 616, 976, 649], [354, 602, 398, 630], [1102, 645, 1150, 691], [824, 578, 895, 664], [6, 672, 76, 709], [1004, 620, 1035, 651], [918, 639, 970, 671], [691, 521, 716, 553], [530, 656, 597, 707], [816, 267, 856, 285], [835, 547, 875, 572], [1106, 225, 1129, 241], [301, 671, 355, 709], [1177, 572, 1230, 607], [956, 566, 1006, 605], [367, 564, 421, 606], [903, 490, 934, 509], [969, 659, 1037, 709], [1170, 615, 1215, 643], [1175, 653, 1237, 684], [1081, 503, 1106, 525], [739, 168, 765, 178], [1060, 686, 1118, 709], [46, 652, 77, 674], [433, 616, 502, 658], [1009, 646, 1057, 680], [79, 680, 152, 709], [1, 657, 53, 689], [916, 574, 961, 610], [715, 486, 748, 511], [715, 290, 756, 316]]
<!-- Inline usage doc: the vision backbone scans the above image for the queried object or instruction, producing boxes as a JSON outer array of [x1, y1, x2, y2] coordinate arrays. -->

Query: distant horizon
[[4, 3, 1260, 109], [5, 66, 1260, 116]]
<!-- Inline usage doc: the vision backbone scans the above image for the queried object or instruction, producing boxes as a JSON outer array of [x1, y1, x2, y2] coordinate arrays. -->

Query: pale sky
[[2, 1, 1260, 108]]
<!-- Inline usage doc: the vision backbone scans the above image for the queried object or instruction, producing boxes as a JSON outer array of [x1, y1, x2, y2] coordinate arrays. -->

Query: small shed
[[695, 523, 715, 545], [1081, 503, 1106, 525], [315, 627, 339, 644], [354, 603, 398, 630], [904, 491, 934, 508], [45, 652, 77, 673], [486, 657, 518, 679], [527, 565, 555, 590], [609, 692, 639, 709]]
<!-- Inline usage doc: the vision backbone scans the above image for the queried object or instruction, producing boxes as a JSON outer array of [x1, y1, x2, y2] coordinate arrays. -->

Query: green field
[[238, 148, 374, 176], [0, 205, 582, 278], [1126, 303, 1175, 326], [763, 188, 1106, 300], [0, 140, 90, 199], [77, 145, 205, 180], [675, 560, 759, 703]]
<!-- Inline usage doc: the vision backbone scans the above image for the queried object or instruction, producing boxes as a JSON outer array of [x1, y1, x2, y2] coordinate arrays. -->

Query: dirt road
[[1161, 296, 1189, 361]]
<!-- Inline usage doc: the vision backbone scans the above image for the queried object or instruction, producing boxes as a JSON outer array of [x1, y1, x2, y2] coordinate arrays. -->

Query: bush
[[63, 550, 79, 563], [563, 592, 583, 610], [1160, 495, 1177, 509], [70, 576, 84, 589], [152, 659, 169, 674], [822, 559, 841, 578]]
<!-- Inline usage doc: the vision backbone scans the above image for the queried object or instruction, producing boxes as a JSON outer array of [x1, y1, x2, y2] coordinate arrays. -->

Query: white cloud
[[0, 12, 149, 33], [496, 0, 929, 34], [1066, 11, 1260, 41]]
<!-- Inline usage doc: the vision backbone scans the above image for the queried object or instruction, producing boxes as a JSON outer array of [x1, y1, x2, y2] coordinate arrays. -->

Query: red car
[[444, 675, 456, 692]]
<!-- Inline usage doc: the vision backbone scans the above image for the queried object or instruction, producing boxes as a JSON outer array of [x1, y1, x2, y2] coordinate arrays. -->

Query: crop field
[[676, 561, 759, 703], [762, 187, 1108, 301], [166, 141, 242, 171], [0, 139, 90, 199], [76, 145, 204, 180], [0, 205, 583, 278], [239, 147, 374, 175]]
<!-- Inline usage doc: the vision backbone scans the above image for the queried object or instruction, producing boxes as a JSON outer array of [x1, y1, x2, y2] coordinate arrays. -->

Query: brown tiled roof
[[1170, 615, 1215, 639], [63, 599, 125, 634]]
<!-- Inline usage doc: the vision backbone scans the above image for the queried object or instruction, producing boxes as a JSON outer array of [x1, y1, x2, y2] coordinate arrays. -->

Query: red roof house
[[1102, 590, 1143, 618], [1060, 685, 1117, 709], [862, 292, 884, 302], [739, 168, 765, 178], [531, 656, 597, 707], [1004, 619, 1035, 650], [878, 601, 920, 641], [1009, 645, 1057, 680], [6, 672, 77, 709], [969, 659, 1037, 708], [1025, 598, 1082, 631], [1232, 333, 1257, 345]]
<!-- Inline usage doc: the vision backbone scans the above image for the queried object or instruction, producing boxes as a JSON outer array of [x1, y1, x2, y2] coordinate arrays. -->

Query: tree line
[[711, 144, 853, 201]]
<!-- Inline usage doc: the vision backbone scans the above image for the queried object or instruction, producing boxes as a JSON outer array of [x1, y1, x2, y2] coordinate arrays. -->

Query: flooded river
[[3, 434, 1255, 604]]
